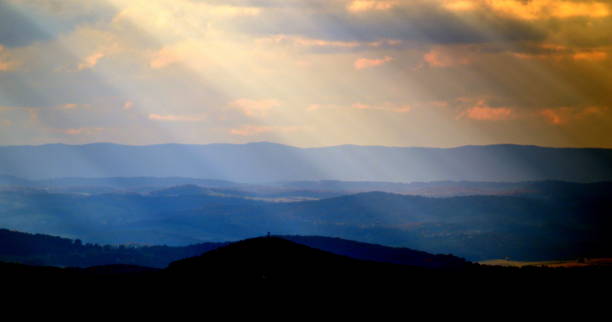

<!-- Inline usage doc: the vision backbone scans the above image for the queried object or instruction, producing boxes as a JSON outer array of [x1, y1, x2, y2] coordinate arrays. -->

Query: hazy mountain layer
[[2, 142, 612, 182], [4, 175, 605, 198], [1, 181, 610, 261]]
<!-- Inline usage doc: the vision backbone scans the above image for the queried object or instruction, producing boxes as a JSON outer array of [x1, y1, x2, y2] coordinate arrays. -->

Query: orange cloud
[[424, 47, 472, 67], [352, 103, 411, 113], [443, 0, 611, 20], [510, 44, 608, 62], [540, 108, 565, 125], [354, 56, 393, 70], [149, 47, 182, 69], [123, 100, 134, 110], [257, 35, 360, 49], [347, 1, 397, 12], [443, 0, 478, 11], [229, 125, 303, 136], [573, 51, 607, 61], [458, 99, 513, 121], [148, 41, 207, 70], [59, 103, 91, 110], [540, 106, 608, 125], [0, 59, 14, 71], [464, 106, 513, 121], [62, 127, 104, 135], [78, 52, 105, 70], [230, 99, 281, 117], [148, 113, 206, 122], [61, 103, 79, 110], [308, 102, 411, 113], [306, 104, 324, 112], [0, 45, 18, 71]]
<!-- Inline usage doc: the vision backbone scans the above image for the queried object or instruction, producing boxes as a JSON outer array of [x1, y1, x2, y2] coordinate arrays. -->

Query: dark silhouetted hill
[[166, 236, 426, 282], [280, 235, 468, 268], [2, 236, 612, 299]]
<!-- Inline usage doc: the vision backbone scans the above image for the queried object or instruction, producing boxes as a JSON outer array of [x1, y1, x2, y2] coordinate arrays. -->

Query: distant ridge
[[1, 143, 611, 182], [1, 181, 611, 260]]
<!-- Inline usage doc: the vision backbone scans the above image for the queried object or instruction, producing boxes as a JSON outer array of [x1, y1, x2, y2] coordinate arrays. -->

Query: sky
[[0, 0, 611, 148]]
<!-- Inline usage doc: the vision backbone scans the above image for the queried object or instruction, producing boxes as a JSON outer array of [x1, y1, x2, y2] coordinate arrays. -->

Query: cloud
[[58, 103, 93, 110], [354, 56, 392, 69], [347, 1, 397, 12], [61, 103, 77, 110], [234, 0, 551, 46], [458, 99, 514, 121], [230, 99, 281, 117], [442, 0, 478, 12], [0, 45, 18, 71], [463, 106, 513, 121], [61, 127, 104, 135], [488, 0, 610, 20], [206, 5, 261, 17], [148, 40, 209, 69], [352, 102, 411, 113], [540, 108, 565, 125], [256, 35, 403, 54], [123, 100, 134, 110], [149, 47, 182, 69], [0, 59, 16, 71], [442, 0, 611, 20], [540, 106, 608, 125], [110, 0, 261, 43], [509, 44, 609, 62], [308, 102, 411, 113], [0, 1, 51, 47], [229, 125, 304, 136], [423, 46, 473, 67], [256, 35, 361, 49], [0, 61, 12, 71], [573, 51, 607, 61], [49, 26, 124, 72], [77, 52, 105, 70], [1, 0, 611, 148], [148, 113, 206, 122]]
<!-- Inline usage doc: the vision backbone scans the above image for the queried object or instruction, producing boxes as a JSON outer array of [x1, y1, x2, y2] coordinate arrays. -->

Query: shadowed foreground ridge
[[280, 235, 469, 269], [3, 234, 612, 300], [167, 236, 422, 281]]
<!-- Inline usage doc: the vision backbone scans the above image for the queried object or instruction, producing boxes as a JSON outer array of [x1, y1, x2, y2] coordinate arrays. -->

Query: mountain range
[[2, 142, 612, 182]]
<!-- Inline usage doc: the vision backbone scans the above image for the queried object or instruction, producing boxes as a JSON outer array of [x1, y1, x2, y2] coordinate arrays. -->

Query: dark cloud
[[225, 1, 546, 45], [0, 0, 118, 48], [0, 1, 51, 47]]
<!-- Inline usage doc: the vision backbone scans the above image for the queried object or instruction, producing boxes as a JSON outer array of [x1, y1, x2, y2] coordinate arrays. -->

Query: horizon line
[[1, 141, 611, 150]]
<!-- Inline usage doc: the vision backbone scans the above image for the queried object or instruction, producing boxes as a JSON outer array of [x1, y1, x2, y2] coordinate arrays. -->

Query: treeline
[[0, 229, 225, 268]]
